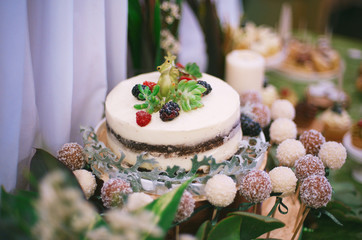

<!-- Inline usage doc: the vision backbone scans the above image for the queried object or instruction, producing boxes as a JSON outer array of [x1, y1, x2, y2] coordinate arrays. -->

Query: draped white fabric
[[0, 0, 128, 191]]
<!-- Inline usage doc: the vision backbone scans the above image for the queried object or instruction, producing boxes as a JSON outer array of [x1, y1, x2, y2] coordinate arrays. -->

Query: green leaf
[[153, 0, 161, 67], [143, 176, 195, 240], [176, 80, 205, 112], [128, 0, 143, 71], [228, 211, 285, 240], [185, 63, 202, 78], [0, 188, 37, 239], [29, 148, 80, 191], [207, 215, 243, 240], [196, 220, 212, 240]]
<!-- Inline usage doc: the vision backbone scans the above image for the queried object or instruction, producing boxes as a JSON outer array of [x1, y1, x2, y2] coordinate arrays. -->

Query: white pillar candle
[[225, 50, 265, 95]]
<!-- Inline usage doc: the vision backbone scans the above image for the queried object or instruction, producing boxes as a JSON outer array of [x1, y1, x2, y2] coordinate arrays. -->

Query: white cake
[[105, 72, 242, 171]]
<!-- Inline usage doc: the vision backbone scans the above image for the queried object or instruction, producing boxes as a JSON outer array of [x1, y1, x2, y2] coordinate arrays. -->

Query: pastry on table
[[294, 100, 318, 130], [320, 102, 352, 142], [306, 81, 349, 109], [279, 87, 298, 106], [356, 63, 362, 92], [351, 119, 362, 149], [282, 37, 341, 74]]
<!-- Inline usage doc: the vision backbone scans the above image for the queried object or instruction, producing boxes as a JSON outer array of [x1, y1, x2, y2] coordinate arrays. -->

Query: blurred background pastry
[[320, 102, 352, 142]]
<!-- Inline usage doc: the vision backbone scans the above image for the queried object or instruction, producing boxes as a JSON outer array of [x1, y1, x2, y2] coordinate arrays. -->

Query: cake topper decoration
[[132, 53, 211, 126]]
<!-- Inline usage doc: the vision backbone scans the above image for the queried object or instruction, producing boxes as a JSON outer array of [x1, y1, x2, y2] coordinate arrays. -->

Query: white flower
[[105, 209, 162, 239], [205, 174, 237, 207], [33, 171, 97, 240]]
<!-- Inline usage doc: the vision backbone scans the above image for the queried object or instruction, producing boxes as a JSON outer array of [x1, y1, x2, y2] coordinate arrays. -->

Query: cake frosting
[[105, 72, 242, 171]]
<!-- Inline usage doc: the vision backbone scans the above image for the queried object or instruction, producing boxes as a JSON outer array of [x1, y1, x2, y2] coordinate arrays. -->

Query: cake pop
[[276, 139, 306, 167], [318, 141, 347, 170], [101, 178, 133, 208], [205, 174, 237, 207], [240, 170, 272, 203], [125, 192, 153, 211], [271, 99, 295, 120], [294, 154, 325, 181], [73, 169, 97, 199], [299, 129, 325, 156], [240, 90, 262, 106], [174, 191, 195, 222], [269, 118, 297, 143], [57, 142, 85, 170], [269, 166, 297, 197], [300, 175, 332, 208], [251, 103, 271, 128]]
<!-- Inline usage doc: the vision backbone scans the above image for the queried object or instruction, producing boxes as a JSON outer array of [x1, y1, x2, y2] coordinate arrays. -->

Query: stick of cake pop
[[294, 175, 332, 239], [293, 202, 306, 231], [175, 225, 180, 240], [266, 204, 277, 239], [253, 204, 257, 214], [292, 207, 310, 240]]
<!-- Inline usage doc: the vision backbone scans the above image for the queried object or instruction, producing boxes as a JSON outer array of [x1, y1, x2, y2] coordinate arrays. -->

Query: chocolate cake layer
[[106, 121, 241, 157]]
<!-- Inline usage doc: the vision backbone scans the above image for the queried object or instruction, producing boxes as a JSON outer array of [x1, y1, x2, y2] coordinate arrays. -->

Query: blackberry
[[240, 114, 262, 136], [132, 84, 147, 100], [331, 102, 342, 114], [160, 101, 180, 121], [197, 80, 212, 96]]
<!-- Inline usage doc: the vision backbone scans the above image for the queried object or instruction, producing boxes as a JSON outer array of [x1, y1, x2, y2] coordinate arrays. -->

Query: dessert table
[[266, 33, 362, 239]]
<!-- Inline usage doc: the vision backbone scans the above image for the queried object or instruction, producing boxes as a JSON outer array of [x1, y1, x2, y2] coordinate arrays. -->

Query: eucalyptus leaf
[[228, 211, 285, 240], [143, 177, 195, 240]]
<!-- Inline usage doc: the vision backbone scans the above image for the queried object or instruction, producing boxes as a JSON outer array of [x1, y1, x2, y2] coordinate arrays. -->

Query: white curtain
[[0, 0, 128, 191]]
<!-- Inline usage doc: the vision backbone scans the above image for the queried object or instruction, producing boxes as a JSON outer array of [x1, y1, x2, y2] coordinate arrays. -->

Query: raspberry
[[142, 81, 157, 91], [136, 111, 152, 127], [240, 114, 261, 136], [132, 84, 146, 100], [179, 75, 193, 81], [197, 80, 212, 96], [160, 101, 180, 121], [176, 62, 185, 68]]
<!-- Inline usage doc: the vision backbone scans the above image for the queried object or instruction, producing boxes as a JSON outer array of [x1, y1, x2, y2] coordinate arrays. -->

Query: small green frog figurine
[[157, 52, 179, 98]]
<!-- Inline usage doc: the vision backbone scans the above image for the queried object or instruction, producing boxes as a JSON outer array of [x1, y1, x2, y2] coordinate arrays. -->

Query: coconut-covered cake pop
[[276, 139, 306, 167], [251, 103, 271, 128], [101, 178, 133, 208], [318, 141, 347, 170], [271, 99, 295, 120], [299, 129, 326, 156], [125, 192, 153, 211], [73, 169, 97, 200], [300, 175, 332, 208], [205, 174, 237, 207], [269, 166, 297, 197], [57, 142, 85, 170], [174, 191, 195, 222], [294, 154, 325, 181], [240, 170, 272, 203], [240, 90, 262, 106], [261, 84, 279, 108], [270, 118, 297, 143]]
